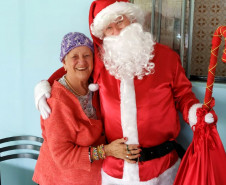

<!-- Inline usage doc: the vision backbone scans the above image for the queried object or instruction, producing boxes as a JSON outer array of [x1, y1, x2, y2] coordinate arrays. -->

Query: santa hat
[[89, 0, 145, 41], [88, 0, 144, 83]]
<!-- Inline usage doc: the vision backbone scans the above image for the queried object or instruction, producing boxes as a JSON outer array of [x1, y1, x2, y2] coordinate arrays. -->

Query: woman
[[33, 32, 140, 185]]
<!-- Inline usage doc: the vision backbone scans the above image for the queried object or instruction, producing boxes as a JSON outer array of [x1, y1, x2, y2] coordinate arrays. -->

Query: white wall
[[0, 1, 92, 184], [0, 0, 92, 138], [177, 82, 226, 150]]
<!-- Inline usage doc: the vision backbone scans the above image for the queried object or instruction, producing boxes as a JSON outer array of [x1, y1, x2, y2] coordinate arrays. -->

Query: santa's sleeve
[[48, 67, 66, 85], [43, 96, 91, 171], [172, 55, 200, 124]]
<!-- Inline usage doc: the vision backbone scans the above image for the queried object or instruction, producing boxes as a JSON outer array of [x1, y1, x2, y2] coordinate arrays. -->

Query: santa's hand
[[188, 103, 216, 128], [104, 137, 141, 164], [38, 93, 51, 119], [34, 80, 52, 119]]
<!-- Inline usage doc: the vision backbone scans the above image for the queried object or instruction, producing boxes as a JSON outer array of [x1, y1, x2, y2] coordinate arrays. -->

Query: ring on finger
[[127, 150, 132, 155], [126, 144, 129, 152], [126, 155, 129, 159]]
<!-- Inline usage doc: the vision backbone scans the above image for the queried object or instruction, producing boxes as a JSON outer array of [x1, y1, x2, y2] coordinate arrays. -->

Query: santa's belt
[[137, 140, 185, 162]]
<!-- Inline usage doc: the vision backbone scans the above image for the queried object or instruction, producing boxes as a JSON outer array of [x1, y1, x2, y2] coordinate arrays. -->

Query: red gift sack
[[174, 25, 226, 185], [174, 107, 226, 185]]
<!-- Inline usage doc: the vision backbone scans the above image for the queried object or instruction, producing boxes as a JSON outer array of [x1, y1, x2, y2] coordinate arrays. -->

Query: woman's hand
[[104, 137, 141, 164]]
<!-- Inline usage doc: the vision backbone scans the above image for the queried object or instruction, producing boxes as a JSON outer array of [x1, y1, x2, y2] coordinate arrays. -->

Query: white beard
[[102, 23, 155, 80]]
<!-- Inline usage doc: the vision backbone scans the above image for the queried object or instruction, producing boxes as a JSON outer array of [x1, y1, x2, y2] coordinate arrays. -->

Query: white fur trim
[[101, 159, 180, 185], [34, 80, 51, 109], [90, 2, 145, 39], [120, 78, 139, 181], [88, 83, 99, 92], [188, 103, 202, 128]]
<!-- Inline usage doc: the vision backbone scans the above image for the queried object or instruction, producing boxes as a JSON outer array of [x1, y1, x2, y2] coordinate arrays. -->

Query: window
[[132, 0, 226, 82]]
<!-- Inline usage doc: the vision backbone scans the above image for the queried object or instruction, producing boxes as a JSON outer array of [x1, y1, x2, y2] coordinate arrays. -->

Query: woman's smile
[[75, 67, 88, 71]]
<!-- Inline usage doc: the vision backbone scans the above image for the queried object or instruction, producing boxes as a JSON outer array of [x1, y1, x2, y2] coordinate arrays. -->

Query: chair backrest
[[0, 135, 43, 185]]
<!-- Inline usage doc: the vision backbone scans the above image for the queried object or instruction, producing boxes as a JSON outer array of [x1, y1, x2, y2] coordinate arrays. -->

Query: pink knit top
[[33, 81, 104, 185]]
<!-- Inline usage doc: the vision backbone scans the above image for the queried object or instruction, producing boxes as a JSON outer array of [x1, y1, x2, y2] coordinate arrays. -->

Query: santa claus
[[34, 0, 215, 184]]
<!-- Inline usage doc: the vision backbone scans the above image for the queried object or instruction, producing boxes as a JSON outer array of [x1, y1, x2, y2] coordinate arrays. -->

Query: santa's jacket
[[94, 43, 199, 182], [48, 43, 199, 183]]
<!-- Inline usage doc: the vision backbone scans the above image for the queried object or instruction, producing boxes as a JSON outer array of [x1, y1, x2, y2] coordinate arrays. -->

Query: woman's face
[[63, 46, 93, 82]]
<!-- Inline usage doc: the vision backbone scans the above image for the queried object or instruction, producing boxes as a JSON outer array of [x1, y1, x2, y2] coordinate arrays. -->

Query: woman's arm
[[44, 97, 91, 171], [90, 138, 141, 164]]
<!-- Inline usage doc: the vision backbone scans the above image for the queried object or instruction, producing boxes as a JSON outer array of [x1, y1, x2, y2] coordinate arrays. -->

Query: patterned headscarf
[[60, 32, 94, 62]]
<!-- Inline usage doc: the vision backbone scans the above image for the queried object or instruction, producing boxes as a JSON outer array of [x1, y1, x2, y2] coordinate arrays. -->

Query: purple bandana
[[60, 32, 94, 62]]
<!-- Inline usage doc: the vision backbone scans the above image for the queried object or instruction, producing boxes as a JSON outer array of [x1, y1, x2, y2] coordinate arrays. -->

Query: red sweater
[[33, 81, 104, 185]]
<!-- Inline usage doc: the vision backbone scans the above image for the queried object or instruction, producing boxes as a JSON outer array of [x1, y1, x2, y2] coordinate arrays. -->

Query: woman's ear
[[62, 59, 67, 71]]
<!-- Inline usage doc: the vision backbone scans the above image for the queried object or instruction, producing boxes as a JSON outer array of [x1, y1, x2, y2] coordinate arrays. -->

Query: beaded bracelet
[[90, 144, 106, 162], [97, 144, 106, 159], [92, 147, 99, 161]]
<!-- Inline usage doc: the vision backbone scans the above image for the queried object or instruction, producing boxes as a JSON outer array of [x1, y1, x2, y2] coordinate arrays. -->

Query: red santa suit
[[93, 43, 199, 184], [88, 0, 200, 184]]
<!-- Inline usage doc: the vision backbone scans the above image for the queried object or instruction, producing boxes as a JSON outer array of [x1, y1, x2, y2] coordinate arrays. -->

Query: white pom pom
[[88, 83, 99, 92], [205, 113, 214, 124]]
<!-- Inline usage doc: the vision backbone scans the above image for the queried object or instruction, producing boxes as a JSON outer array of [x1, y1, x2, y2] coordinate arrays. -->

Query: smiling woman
[[32, 32, 140, 185], [32, 32, 104, 185]]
